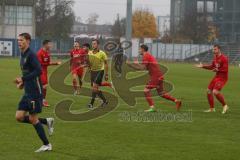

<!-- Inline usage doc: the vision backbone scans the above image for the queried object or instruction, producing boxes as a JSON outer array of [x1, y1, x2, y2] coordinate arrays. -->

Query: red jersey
[[37, 48, 50, 73], [142, 52, 162, 79], [70, 49, 87, 69], [203, 53, 228, 80]]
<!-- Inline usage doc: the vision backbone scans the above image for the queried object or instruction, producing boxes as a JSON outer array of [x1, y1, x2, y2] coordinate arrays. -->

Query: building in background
[[72, 21, 112, 38], [170, 0, 240, 43], [0, 0, 35, 39], [157, 15, 170, 38]]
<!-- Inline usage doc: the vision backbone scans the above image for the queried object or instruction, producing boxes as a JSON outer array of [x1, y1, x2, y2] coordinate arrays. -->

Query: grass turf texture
[[0, 58, 240, 160]]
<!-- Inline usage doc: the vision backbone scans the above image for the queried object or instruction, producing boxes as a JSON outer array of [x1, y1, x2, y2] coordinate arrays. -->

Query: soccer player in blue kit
[[14, 33, 54, 152]]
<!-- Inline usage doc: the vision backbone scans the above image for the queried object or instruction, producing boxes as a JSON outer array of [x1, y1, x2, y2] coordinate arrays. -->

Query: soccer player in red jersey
[[127, 44, 182, 112], [70, 41, 87, 95], [37, 40, 61, 107], [195, 44, 229, 114]]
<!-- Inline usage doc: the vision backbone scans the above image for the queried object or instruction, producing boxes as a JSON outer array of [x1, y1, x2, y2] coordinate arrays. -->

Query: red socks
[[207, 91, 226, 108], [144, 90, 154, 106], [101, 82, 112, 87], [144, 92, 176, 106], [161, 94, 176, 102], [215, 93, 226, 106], [207, 93, 214, 108], [73, 79, 78, 90]]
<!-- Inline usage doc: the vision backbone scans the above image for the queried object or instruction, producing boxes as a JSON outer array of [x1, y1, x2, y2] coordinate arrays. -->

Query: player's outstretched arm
[[50, 61, 62, 65], [195, 62, 203, 68], [126, 59, 146, 70], [195, 62, 214, 70], [202, 64, 214, 70]]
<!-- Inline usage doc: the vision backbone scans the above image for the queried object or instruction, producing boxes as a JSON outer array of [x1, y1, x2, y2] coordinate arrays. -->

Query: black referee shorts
[[91, 70, 104, 86]]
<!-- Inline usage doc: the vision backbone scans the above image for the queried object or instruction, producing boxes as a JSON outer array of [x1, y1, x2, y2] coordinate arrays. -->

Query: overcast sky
[[73, 0, 170, 24]]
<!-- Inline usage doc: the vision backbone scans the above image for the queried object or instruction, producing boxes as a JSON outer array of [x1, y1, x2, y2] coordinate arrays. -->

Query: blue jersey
[[20, 48, 43, 97]]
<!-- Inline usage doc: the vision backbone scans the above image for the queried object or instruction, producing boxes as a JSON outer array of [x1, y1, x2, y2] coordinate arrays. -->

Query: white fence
[[146, 43, 212, 60]]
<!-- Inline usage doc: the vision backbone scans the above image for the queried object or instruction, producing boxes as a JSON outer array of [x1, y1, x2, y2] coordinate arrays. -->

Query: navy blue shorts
[[18, 95, 42, 114]]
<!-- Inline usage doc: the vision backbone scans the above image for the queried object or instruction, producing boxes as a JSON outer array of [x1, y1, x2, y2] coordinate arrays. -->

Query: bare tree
[[111, 14, 125, 38], [86, 13, 99, 25], [85, 13, 99, 34], [35, 0, 75, 39]]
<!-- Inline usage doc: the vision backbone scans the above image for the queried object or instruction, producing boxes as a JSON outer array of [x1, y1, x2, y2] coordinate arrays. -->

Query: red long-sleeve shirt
[[142, 52, 163, 79], [202, 53, 228, 80], [37, 48, 50, 74]]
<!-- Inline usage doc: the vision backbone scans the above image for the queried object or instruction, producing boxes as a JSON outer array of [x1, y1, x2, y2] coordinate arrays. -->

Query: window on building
[[223, 23, 232, 32], [197, 16, 205, 22], [174, 17, 181, 29], [236, 0, 240, 10], [174, 0, 181, 16], [216, 0, 224, 11], [197, 1, 204, 13], [0, 6, 2, 18], [234, 23, 240, 32], [235, 12, 240, 21], [207, 16, 213, 22], [206, 1, 214, 13], [224, 0, 233, 11], [4, 5, 32, 25], [236, 34, 240, 42], [215, 13, 223, 21], [224, 13, 233, 21]]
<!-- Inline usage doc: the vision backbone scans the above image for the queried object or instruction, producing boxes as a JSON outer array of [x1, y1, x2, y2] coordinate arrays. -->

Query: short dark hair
[[43, 40, 51, 45], [74, 41, 80, 45], [83, 43, 90, 49], [214, 44, 221, 49], [92, 39, 100, 44], [19, 33, 31, 41], [140, 44, 148, 51]]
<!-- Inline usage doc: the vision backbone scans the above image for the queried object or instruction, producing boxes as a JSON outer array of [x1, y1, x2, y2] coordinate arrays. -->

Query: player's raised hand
[[195, 63, 203, 68], [213, 68, 219, 72], [14, 77, 23, 84], [51, 61, 62, 65], [17, 82, 24, 90], [126, 59, 131, 65], [133, 57, 139, 64]]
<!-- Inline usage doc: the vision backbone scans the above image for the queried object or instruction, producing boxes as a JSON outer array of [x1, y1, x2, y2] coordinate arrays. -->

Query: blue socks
[[33, 122, 49, 145]]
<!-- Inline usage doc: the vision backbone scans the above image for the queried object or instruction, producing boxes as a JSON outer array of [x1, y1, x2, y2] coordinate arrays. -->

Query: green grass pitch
[[0, 58, 240, 160]]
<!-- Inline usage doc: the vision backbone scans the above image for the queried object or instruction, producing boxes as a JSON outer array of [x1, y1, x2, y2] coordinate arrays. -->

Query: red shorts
[[146, 77, 164, 90], [40, 73, 48, 85], [71, 67, 84, 77], [208, 77, 227, 91]]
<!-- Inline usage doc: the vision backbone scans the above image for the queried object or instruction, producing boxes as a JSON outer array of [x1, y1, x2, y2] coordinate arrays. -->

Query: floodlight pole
[[14, 0, 18, 57], [126, 0, 132, 58]]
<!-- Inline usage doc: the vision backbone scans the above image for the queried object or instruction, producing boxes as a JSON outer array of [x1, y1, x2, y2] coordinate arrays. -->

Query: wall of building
[[157, 16, 170, 37], [72, 22, 112, 36], [0, 0, 35, 38], [3, 25, 33, 38], [170, 0, 240, 43]]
